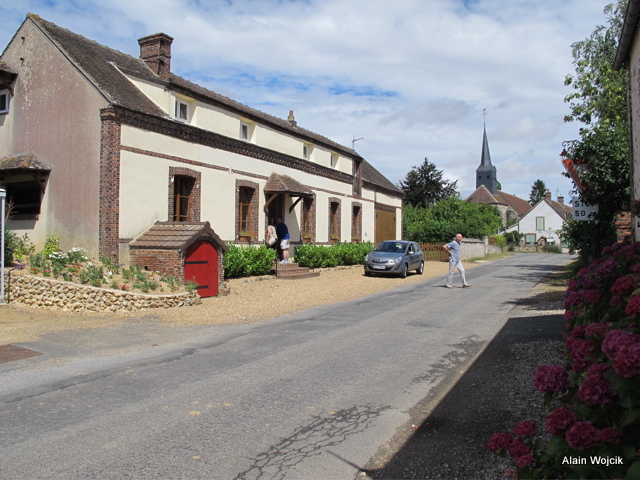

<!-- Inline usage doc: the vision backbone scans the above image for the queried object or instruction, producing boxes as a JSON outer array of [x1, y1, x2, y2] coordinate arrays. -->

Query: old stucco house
[[0, 15, 402, 294], [504, 190, 571, 246], [614, 0, 640, 241]]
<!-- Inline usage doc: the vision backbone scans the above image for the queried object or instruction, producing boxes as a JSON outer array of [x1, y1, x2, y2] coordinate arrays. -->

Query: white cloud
[[0, 0, 612, 200]]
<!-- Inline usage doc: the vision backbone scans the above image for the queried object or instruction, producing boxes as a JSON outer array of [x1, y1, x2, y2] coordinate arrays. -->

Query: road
[[0, 253, 571, 479]]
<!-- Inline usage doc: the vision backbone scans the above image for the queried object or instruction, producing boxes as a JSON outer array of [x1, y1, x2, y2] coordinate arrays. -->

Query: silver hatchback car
[[364, 240, 424, 278]]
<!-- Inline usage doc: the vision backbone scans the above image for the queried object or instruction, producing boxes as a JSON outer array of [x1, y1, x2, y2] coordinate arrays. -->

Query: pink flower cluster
[[602, 330, 640, 378], [565, 421, 601, 450], [611, 275, 636, 295], [533, 365, 569, 393], [578, 370, 617, 405], [546, 407, 577, 436], [487, 421, 537, 469]]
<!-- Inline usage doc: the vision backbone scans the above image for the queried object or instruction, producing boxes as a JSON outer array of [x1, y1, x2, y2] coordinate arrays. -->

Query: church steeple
[[476, 114, 498, 194]]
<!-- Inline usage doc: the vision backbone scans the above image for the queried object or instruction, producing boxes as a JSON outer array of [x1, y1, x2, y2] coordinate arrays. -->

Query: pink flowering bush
[[488, 241, 640, 479]]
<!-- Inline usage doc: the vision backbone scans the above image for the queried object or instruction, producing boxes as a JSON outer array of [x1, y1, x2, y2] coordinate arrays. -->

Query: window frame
[[0, 89, 10, 114], [174, 98, 190, 122], [5, 181, 43, 219], [535, 216, 545, 231], [173, 175, 195, 222], [301, 197, 314, 237], [238, 187, 254, 234]]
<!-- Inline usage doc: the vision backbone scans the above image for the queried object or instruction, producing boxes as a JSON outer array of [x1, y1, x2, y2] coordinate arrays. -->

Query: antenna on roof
[[352, 136, 363, 149]]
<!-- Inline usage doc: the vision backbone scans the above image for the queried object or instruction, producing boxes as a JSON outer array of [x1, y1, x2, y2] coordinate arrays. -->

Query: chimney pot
[[138, 33, 174, 81], [287, 110, 297, 126]]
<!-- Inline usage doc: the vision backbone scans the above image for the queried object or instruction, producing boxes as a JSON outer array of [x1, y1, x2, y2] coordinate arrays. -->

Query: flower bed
[[5, 247, 199, 311], [488, 241, 640, 479], [4, 273, 198, 311]]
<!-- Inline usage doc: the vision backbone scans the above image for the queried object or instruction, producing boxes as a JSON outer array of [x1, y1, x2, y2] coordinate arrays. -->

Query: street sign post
[[572, 197, 598, 221]]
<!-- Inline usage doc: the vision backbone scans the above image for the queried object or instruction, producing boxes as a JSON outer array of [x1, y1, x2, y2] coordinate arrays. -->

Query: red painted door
[[184, 241, 218, 297]]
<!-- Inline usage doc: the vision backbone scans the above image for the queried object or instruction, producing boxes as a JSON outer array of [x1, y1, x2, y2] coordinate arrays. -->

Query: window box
[[238, 230, 253, 242]]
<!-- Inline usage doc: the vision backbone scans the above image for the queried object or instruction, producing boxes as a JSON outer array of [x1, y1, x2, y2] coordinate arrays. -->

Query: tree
[[399, 157, 458, 208], [562, 0, 629, 261], [529, 179, 547, 206], [403, 198, 502, 243], [564, 1, 627, 126]]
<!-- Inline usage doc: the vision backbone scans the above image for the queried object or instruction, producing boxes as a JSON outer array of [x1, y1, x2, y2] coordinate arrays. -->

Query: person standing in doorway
[[276, 218, 291, 264], [444, 233, 471, 288]]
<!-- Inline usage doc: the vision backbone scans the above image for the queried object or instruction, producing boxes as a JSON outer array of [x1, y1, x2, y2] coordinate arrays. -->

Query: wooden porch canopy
[[0, 153, 51, 193], [263, 173, 314, 213]]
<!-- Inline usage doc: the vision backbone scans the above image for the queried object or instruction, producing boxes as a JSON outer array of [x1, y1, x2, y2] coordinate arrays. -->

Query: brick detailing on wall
[[112, 106, 355, 185], [99, 107, 122, 260], [328, 197, 342, 242], [353, 160, 363, 198], [235, 180, 260, 242], [168, 166, 202, 222], [616, 211, 632, 242], [130, 249, 183, 278], [4, 274, 198, 312], [121, 145, 375, 204], [301, 196, 317, 241], [138, 33, 173, 81], [352, 201, 363, 241]]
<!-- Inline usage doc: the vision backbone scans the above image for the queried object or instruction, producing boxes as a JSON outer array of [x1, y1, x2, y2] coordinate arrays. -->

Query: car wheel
[[400, 263, 408, 279], [417, 261, 424, 275]]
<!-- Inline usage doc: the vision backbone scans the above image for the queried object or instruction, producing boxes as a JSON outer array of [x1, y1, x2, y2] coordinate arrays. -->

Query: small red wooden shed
[[129, 221, 227, 297]]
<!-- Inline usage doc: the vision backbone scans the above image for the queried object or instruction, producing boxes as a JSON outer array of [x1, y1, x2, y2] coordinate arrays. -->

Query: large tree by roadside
[[529, 179, 548, 205], [399, 157, 458, 208], [561, 0, 629, 260]]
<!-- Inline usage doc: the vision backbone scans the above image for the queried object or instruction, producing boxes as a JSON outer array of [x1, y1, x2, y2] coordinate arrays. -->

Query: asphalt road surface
[[0, 253, 571, 480]]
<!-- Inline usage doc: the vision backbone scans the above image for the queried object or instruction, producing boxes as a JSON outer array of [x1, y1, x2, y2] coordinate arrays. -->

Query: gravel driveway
[[1, 261, 463, 345]]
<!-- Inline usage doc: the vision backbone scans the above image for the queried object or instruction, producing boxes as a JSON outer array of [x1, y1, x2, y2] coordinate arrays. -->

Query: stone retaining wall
[[3, 273, 199, 312]]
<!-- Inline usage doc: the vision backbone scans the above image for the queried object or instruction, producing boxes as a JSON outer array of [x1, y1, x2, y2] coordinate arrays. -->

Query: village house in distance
[[466, 124, 570, 246], [0, 14, 402, 295]]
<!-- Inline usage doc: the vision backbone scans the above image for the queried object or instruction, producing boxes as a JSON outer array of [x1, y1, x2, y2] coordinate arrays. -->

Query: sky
[[1, 0, 616, 202]]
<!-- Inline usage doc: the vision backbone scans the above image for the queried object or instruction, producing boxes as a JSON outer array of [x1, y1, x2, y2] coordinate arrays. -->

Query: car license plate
[[372, 265, 386, 269]]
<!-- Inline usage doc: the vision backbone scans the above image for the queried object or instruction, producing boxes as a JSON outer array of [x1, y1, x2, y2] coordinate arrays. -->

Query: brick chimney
[[545, 189, 551, 201], [558, 195, 564, 205], [287, 110, 297, 127], [138, 33, 174, 81]]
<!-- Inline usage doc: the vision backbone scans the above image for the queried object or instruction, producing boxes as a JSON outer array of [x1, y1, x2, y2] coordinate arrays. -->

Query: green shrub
[[10, 233, 35, 261], [42, 231, 61, 255], [224, 244, 277, 278], [489, 234, 507, 248], [503, 231, 523, 245], [67, 247, 88, 264], [542, 244, 562, 254], [29, 253, 49, 269], [4, 228, 17, 266], [295, 242, 374, 269]]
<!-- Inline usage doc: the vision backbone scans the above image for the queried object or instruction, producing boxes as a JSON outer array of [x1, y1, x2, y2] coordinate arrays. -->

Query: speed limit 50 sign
[[572, 197, 598, 221]]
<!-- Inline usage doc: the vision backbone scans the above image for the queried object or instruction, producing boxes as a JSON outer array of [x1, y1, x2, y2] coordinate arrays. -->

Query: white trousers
[[447, 259, 467, 286]]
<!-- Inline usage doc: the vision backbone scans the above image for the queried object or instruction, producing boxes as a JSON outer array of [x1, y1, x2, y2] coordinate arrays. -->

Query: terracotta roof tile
[[130, 221, 227, 252], [0, 153, 51, 171], [466, 185, 532, 218], [264, 173, 314, 196]]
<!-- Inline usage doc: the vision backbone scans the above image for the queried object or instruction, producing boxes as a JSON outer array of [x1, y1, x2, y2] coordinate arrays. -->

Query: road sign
[[572, 197, 598, 221]]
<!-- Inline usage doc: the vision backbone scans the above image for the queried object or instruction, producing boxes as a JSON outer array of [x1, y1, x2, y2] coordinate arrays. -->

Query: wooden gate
[[184, 240, 218, 297], [375, 206, 396, 243]]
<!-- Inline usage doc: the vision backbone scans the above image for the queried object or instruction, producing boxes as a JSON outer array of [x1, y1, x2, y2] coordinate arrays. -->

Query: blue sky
[[1, 0, 614, 201]]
